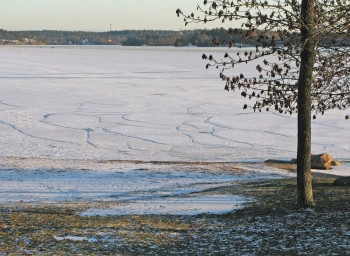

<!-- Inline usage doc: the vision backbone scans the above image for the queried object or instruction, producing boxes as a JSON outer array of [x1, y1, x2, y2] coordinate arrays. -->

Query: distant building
[[82, 39, 89, 45]]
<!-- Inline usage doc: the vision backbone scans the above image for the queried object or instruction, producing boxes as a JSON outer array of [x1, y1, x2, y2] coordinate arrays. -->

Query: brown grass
[[1, 175, 350, 255]]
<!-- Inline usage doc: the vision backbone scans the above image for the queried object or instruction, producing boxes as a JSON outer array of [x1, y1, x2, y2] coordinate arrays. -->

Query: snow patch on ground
[[54, 235, 98, 243], [81, 195, 250, 216], [312, 161, 350, 176]]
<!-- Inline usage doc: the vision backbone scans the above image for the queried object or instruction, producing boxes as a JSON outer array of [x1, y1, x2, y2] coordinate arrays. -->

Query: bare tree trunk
[[297, 0, 317, 207]]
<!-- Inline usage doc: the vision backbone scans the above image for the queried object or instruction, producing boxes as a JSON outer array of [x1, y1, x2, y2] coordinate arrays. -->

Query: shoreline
[[1, 155, 348, 174]]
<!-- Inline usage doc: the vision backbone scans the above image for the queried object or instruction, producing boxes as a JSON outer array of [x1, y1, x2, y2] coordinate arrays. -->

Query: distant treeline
[[0, 28, 254, 47]]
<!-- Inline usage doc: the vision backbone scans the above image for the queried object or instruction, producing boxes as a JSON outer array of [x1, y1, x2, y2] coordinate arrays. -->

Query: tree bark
[[297, 0, 317, 207]]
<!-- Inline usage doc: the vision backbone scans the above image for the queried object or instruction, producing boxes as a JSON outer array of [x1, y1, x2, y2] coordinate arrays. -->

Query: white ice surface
[[0, 160, 292, 215], [0, 46, 348, 162], [0, 161, 291, 203], [0, 46, 349, 215]]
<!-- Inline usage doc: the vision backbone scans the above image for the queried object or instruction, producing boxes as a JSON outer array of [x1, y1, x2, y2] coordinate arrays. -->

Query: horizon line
[[0, 27, 232, 33]]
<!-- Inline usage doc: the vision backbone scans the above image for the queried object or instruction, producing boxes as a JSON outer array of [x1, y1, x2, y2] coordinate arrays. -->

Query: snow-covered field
[[0, 46, 349, 214]]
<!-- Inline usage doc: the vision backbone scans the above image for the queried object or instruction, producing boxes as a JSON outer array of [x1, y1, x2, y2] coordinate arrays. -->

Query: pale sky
[[0, 0, 226, 31]]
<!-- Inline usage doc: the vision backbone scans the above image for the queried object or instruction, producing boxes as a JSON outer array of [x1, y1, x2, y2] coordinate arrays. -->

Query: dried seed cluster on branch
[[177, 0, 350, 118]]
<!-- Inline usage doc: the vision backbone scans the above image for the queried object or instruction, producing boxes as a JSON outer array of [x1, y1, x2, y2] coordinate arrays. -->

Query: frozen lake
[[0, 45, 349, 162], [0, 46, 349, 214]]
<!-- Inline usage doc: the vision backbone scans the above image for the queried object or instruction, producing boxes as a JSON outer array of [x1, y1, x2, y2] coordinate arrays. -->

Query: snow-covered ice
[[1, 45, 348, 161], [0, 46, 349, 214], [0, 159, 293, 215]]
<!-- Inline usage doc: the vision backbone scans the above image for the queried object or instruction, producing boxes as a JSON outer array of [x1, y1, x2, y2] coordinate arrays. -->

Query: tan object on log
[[291, 153, 341, 170]]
